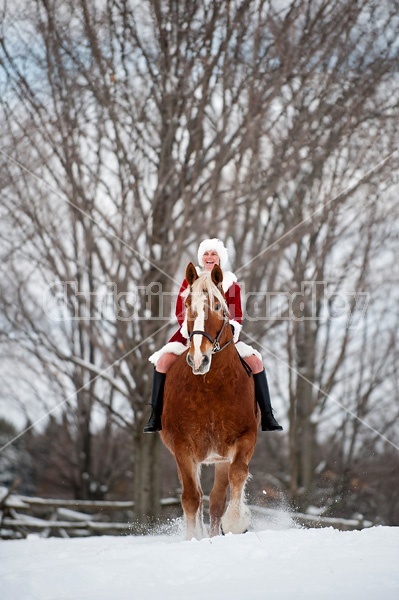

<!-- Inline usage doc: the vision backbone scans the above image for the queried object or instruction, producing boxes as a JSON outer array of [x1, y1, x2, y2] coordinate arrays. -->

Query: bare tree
[[229, 1, 399, 505]]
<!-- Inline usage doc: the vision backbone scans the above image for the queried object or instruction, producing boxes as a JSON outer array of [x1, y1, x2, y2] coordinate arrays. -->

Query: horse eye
[[215, 303, 220, 310]]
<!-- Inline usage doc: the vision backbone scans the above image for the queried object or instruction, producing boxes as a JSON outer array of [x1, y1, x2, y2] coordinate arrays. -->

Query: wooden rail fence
[[0, 486, 373, 539]]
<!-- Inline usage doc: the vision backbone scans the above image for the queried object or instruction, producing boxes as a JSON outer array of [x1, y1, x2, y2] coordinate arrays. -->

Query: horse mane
[[182, 271, 228, 315]]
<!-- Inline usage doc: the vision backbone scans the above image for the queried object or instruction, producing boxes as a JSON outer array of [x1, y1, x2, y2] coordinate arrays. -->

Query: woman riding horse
[[144, 238, 283, 433]]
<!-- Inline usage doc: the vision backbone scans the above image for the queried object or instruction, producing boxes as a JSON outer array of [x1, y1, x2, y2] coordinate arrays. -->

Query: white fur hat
[[197, 238, 228, 270]]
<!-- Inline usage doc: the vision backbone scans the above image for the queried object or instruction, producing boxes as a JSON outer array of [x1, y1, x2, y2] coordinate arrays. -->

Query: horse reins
[[189, 314, 234, 354]]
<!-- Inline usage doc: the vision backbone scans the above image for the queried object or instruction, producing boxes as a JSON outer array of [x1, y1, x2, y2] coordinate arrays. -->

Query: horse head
[[184, 262, 232, 374]]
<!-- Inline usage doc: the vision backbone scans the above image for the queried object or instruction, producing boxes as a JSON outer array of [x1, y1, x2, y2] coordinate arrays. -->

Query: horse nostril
[[186, 354, 194, 367], [202, 355, 209, 366]]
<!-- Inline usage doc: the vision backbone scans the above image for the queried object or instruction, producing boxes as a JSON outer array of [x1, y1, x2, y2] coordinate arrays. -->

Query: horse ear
[[186, 262, 199, 285], [211, 264, 223, 288]]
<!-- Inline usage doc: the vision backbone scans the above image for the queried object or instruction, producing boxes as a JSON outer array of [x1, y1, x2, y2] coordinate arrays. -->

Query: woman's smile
[[203, 250, 220, 270]]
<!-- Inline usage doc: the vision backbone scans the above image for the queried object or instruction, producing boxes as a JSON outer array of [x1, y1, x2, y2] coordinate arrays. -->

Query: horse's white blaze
[[193, 300, 205, 370]]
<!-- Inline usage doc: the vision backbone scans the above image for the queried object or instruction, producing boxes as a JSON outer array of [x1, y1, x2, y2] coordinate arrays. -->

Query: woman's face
[[202, 250, 220, 271]]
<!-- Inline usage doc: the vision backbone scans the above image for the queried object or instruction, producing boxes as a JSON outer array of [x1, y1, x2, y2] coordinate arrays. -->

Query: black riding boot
[[253, 370, 283, 431], [143, 370, 166, 433]]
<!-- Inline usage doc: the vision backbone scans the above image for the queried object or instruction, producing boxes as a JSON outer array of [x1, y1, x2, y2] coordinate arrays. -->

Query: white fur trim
[[180, 317, 189, 339], [198, 238, 228, 270], [180, 286, 190, 299], [149, 341, 188, 366], [220, 270, 237, 292], [229, 319, 242, 343], [235, 341, 262, 361], [191, 268, 237, 293]]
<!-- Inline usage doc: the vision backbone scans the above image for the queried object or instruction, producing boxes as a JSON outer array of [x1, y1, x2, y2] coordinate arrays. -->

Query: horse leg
[[221, 436, 255, 535], [209, 462, 229, 537], [176, 454, 204, 540]]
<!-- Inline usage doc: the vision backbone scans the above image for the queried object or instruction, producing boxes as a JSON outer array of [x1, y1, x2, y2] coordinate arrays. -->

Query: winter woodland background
[[0, 0, 399, 530]]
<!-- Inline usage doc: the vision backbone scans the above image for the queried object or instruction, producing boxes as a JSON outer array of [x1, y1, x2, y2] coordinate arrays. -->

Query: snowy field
[[1, 524, 398, 600]]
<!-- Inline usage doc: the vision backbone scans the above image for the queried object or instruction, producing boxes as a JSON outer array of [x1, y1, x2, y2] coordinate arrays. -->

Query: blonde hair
[[184, 271, 228, 315]]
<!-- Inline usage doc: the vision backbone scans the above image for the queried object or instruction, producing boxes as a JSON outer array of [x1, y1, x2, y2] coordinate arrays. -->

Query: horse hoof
[[220, 525, 248, 536]]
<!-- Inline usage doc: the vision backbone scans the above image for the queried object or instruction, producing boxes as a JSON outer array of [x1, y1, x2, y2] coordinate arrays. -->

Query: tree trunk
[[290, 314, 317, 508], [133, 428, 162, 526]]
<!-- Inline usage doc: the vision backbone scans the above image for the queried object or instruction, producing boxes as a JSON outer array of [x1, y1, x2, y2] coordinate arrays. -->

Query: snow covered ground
[[1, 524, 398, 600]]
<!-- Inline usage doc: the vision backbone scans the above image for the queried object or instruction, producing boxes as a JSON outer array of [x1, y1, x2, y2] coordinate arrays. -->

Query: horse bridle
[[189, 313, 234, 354]]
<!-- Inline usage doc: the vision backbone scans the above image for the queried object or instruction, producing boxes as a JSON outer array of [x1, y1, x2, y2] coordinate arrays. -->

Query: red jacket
[[169, 276, 242, 344]]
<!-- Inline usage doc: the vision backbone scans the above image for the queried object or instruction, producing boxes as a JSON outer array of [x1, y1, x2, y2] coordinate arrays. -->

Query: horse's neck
[[213, 345, 240, 372]]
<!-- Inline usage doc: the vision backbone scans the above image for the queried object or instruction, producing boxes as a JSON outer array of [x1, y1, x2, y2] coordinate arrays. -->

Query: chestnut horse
[[160, 262, 259, 539]]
